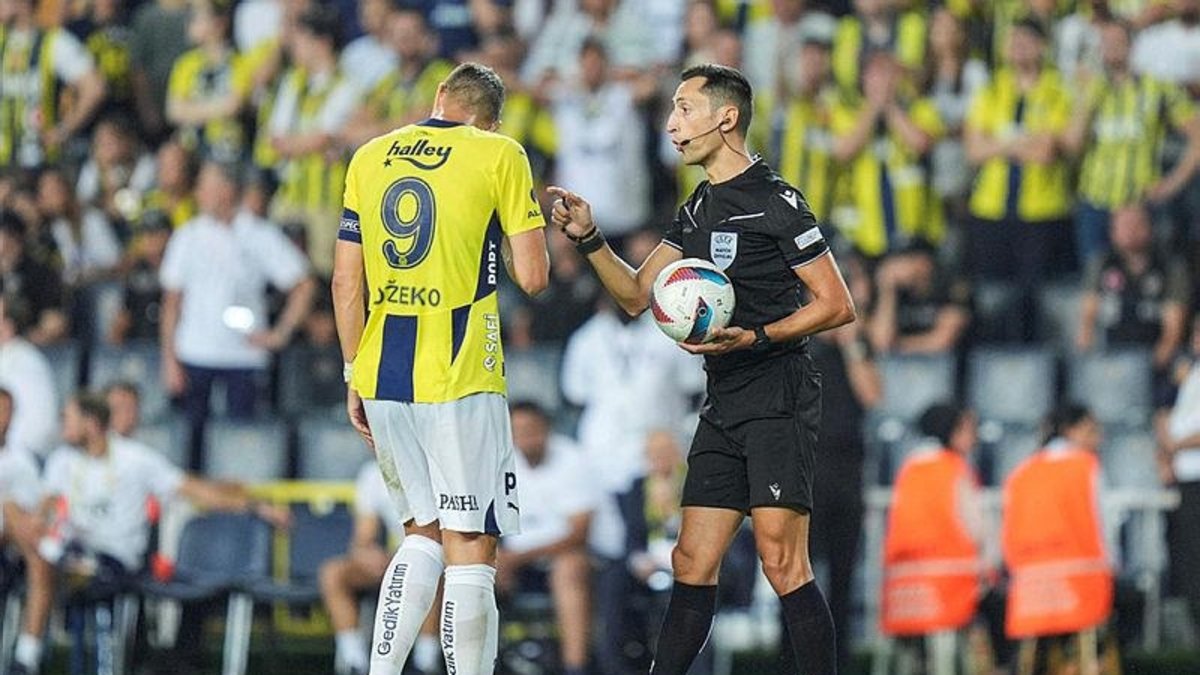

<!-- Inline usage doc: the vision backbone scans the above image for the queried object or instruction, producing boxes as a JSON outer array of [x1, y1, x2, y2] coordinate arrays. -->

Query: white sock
[[15, 633, 43, 669], [370, 535, 445, 675], [441, 564, 498, 675], [336, 629, 368, 673], [413, 633, 441, 672]]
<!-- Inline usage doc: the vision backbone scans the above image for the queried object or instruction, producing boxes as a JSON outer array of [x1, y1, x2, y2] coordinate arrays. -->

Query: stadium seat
[[978, 421, 1042, 486], [296, 417, 366, 481], [1102, 431, 1161, 489], [132, 416, 188, 469], [204, 418, 290, 481], [276, 344, 345, 419], [42, 338, 81, 405], [140, 513, 273, 675], [505, 345, 563, 414], [89, 340, 170, 423], [246, 502, 353, 605], [1037, 282, 1084, 349], [877, 354, 957, 424], [967, 347, 1057, 426], [1067, 349, 1153, 427]]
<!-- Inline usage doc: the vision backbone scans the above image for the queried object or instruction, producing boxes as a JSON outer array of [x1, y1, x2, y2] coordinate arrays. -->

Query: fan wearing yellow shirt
[[964, 19, 1073, 296], [1062, 19, 1200, 266], [831, 53, 945, 260], [770, 33, 839, 225], [165, 0, 255, 162], [332, 63, 549, 675]]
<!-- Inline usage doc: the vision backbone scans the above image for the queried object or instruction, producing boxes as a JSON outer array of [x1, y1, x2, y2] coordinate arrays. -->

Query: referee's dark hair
[[680, 63, 753, 137], [1042, 403, 1093, 446], [74, 391, 112, 430], [442, 62, 506, 128]]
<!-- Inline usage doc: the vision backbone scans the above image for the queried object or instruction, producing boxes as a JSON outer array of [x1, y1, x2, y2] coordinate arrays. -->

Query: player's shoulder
[[460, 125, 529, 158]]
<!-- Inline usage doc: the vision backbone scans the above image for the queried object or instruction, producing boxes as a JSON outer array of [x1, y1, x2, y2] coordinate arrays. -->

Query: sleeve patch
[[338, 208, 361, 244], [794, 227, 824, 251]]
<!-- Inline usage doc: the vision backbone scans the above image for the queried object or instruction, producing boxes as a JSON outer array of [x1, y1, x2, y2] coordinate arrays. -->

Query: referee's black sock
[[780, 580, 838, 675], [649, 581, 718, 675]]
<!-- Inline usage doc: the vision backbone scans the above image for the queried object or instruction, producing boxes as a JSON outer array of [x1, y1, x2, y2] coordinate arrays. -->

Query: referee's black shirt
[[662, 158, 830, 377]]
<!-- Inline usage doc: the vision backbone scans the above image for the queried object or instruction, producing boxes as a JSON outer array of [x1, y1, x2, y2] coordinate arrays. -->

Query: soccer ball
[[649, 258, 736, 344]]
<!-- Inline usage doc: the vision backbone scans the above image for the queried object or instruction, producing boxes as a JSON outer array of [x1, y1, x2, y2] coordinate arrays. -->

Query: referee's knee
[[671, 543, 720, 586], [755, 537, 814, 595]]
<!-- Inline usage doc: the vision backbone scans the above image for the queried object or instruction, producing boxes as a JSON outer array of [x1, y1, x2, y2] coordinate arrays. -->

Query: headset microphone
[[678, 122, 726, 146]]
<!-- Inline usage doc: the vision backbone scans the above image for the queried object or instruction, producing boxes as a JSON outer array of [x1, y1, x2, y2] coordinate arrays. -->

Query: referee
[[549, 64, 855, 675]]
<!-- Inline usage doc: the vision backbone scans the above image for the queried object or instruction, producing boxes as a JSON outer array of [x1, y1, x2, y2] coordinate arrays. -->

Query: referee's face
[[667, 78, 727, 166]]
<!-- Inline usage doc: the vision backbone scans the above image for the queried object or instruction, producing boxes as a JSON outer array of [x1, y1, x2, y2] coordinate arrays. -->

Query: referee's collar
[[711, 156, 766, 187], [418, 118, 464, 128]]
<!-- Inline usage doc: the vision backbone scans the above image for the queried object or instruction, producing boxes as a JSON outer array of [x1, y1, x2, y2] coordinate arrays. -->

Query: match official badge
[[710, 232, 738, 270]]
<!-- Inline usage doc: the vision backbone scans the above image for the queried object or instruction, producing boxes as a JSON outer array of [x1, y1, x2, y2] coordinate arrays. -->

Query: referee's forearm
[[767, 297, 855, 343], [585, 245, 648, 316]]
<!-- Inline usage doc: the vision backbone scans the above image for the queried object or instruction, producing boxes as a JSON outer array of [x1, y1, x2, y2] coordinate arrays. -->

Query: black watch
[[752, 325, 771, 352]]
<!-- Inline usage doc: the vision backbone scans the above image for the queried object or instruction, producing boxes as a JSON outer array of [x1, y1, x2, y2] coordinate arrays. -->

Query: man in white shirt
[[11, 391, 287, 675], [320, 460, 440, 675], [549, 40, 651, 243], [499, 402, 597, 675], [160, 159, 314, 469], [0, 296, 59, 456]]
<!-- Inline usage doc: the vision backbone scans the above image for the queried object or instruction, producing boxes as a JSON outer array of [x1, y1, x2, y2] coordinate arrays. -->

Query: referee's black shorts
[[681, 351, 822, 515]]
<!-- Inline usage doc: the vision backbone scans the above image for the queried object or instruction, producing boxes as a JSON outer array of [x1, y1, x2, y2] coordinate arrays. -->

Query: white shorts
[[364, 393, 521, 536]]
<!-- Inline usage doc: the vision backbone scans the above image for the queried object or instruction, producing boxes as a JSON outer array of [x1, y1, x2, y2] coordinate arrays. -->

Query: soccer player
[[332, 62, 549, 675], [550, 63, 855, 675]]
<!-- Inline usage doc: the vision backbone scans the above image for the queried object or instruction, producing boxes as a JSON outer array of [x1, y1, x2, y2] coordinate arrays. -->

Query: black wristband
[[752, 325, 771, 351], [575, 228, 606, 255], [563, 225, 597, 243]]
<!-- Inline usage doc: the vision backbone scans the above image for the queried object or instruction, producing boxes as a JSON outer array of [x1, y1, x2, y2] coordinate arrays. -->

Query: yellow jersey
[[967, 68, 1072, 222], [831, 96, 945, 258], [341, 119, 544, 402], [1078, 75, 1193, 209], [770, 87, 839, 223], [167, 47, 255, 160]]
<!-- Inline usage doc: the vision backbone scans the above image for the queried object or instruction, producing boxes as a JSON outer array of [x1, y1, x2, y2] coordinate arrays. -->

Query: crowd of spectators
[[0, 0, 1198, 672]]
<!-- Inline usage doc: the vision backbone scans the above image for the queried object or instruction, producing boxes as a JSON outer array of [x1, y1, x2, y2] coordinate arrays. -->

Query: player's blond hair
[[442, 63, 506, 127]]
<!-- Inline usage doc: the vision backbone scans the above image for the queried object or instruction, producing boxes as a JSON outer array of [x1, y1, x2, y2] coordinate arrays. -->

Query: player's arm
[[546, 186, 682, 315], [332, 159, 374, 447], [504, 229, 550, 296]]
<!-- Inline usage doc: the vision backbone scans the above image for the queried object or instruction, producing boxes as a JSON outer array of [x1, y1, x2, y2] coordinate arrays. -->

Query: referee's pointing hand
[[546, 186, 595, 240]]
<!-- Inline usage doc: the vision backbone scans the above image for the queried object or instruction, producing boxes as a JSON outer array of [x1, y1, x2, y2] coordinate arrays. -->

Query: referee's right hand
[[547, 186, 595, 240]]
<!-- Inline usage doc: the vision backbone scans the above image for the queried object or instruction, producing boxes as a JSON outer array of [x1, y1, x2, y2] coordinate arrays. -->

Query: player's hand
[[546, 186, 595, 239], [679, 326, 754, 355], [347, 389, 374, 450]]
